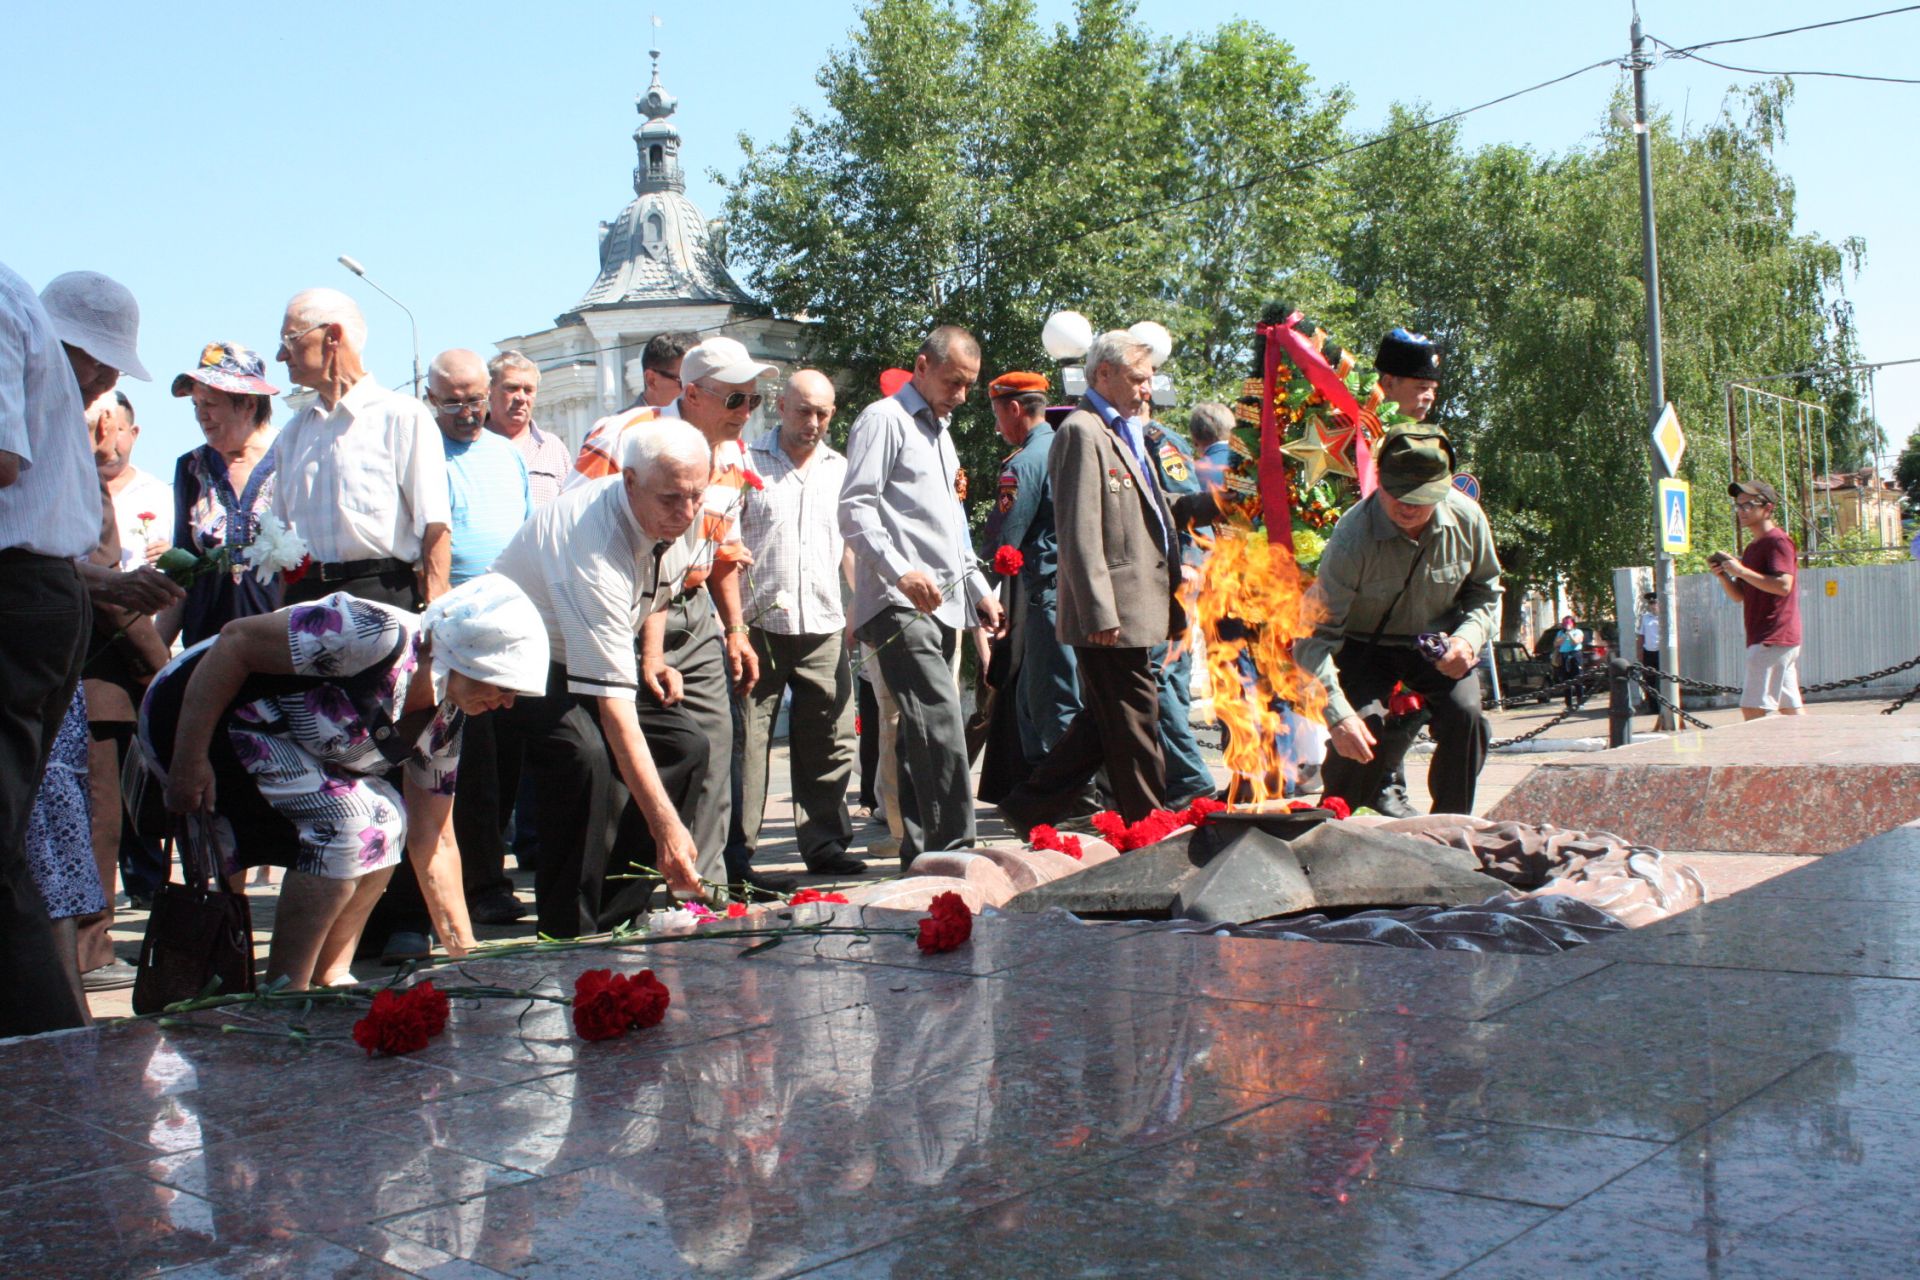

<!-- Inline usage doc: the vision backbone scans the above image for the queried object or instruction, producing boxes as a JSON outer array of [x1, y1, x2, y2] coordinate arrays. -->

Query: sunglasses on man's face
[[1735, 499, 1772, 511], [698, 383, 762, 411]]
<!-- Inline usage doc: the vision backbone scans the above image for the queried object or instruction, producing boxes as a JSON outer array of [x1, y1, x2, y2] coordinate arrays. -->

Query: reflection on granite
[[4, 826, 1919, 1277]]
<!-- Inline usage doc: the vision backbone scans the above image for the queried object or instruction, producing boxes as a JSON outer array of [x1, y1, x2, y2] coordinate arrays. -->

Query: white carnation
[[239, 514, 312, 585], [773, 589, 796, 612]]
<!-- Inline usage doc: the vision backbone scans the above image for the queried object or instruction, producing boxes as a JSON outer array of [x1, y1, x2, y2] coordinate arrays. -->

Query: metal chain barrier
[[1488, 671, 1603, 749], [1631, 670, 1713, 730]]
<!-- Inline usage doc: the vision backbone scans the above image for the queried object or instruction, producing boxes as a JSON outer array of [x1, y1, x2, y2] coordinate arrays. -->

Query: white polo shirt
[[490, 475, 696, 701]]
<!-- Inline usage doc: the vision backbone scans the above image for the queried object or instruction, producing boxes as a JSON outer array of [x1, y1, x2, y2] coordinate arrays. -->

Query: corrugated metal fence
[[1673, 560, 1920, 706]]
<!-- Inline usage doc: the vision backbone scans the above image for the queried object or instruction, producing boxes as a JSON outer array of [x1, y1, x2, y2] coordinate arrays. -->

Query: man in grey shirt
[[840, 326, 1005, 866], [1295, 425, 1502, 816]]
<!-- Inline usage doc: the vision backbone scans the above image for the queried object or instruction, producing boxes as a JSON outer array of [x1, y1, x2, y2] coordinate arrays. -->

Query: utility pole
[[1631, 9, 1679, 732]]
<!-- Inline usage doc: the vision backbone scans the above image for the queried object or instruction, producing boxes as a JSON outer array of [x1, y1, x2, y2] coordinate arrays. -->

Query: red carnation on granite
[[1321, 796, 1351, 820], [917, 891, 973, 953], [572, 968, 672, 1041], [1027, 824, 1086, 860], [787, 888, 849, 906], [1091, 811, 1127, 844], [351, 980, 449, 1057], [992, 545, 1024, 577], [1181, 796, 1227, 827], [726, 902, 750, 918]]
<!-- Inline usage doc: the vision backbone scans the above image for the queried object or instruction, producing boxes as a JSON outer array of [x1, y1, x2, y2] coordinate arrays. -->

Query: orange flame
[[1193, 527, 1328, 806]]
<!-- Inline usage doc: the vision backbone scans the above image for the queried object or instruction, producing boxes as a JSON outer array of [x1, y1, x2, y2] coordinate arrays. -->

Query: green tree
[[1896, 427, 1920, 513]]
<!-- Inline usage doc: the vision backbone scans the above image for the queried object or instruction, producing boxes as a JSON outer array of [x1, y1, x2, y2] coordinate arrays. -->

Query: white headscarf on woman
[[420, 574, 550, 696]]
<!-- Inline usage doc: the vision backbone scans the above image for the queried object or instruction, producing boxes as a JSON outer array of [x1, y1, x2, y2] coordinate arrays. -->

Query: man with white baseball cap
[[0, 263, 179, 1034]]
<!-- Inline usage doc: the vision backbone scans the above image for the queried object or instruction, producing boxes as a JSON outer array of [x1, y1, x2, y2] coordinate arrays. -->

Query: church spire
[[633, 14, 684, 195]]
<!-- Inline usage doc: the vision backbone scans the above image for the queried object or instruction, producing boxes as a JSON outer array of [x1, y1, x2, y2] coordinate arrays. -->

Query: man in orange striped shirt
[[568, 336, 780, 893]]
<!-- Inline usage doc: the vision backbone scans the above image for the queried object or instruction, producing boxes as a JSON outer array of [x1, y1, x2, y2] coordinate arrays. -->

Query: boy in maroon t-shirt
[[1708, 479, 1803, 720]]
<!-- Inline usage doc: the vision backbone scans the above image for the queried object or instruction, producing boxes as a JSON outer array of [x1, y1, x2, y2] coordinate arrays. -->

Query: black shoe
[[1371, 784, 1420, 819], [468, 889, 528, 926], [804, 850, 869, 876], [380, 932, 433, 965], [730, 869, 800, 900]]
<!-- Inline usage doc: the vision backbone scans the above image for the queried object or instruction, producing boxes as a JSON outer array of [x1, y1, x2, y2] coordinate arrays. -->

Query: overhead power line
[[1653, 38, 1920, 85], [1658, 3, 1920, 55]]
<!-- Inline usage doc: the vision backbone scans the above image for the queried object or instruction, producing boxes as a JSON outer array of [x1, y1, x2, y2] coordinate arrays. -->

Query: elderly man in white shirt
[[736, 370, 864, 878], [1, 265, 171, 1035], [271, 287, 451, 611], [491, 420, 712, 935]]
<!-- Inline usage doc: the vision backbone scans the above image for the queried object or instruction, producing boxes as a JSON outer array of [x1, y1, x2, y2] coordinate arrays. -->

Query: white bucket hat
[[39, 271, 151, 381]]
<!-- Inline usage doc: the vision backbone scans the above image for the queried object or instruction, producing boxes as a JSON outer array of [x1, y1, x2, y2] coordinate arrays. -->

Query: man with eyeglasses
[[271, 288, 450, 612], [567, 336, 774, 893], [1711, 479, 1804, 720], [423, 349, 531, 930]]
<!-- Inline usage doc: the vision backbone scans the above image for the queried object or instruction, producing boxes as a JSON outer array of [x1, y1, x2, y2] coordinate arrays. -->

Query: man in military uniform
[[1295, 425, 1502, 816], [1360, 328, 1447, 817], [984, 371, 1079, 762], [1141, 413, 1219, 807]]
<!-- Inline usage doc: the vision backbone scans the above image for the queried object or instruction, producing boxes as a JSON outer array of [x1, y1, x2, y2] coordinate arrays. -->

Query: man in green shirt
[[1295, 426, 1502, 815]]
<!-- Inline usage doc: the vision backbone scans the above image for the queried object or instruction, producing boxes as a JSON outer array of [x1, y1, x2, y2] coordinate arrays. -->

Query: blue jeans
[[1018, 592, 1080, 763], [1153, 642, 1215, 804]]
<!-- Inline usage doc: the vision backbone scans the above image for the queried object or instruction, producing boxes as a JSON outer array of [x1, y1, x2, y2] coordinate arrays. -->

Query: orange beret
[[989, 371, 1050, 397]]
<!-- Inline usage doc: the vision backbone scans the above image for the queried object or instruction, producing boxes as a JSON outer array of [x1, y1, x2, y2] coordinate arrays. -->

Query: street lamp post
[[337, 255, 423, 397]]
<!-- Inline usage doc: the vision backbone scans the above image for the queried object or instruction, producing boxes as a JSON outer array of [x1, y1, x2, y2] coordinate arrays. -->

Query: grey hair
[[918, 325, 980, 365], [488, 349, 539, 382], [620, 417, 711, 480], [1188, 402, 1234, 446], [1085, 329, 1152, 379], [285, 288, 368, 354]]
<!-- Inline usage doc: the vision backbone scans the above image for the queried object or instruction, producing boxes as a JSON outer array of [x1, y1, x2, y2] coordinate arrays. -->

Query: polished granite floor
[[10, 823, 1920, 1278]]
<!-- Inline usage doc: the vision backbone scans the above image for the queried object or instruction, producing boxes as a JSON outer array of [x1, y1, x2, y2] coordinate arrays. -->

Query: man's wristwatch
[[725, 624, 751, 636]]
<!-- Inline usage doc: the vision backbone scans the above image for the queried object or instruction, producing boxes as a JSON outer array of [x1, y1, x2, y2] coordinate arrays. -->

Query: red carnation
[[726, 901, 750, 918], [740, 468, 765, 491], [1321, 796, 1352, 820], [137, 511, 158, 523], [571, 968, 672, 1041], [282, 555, 313, 586], [617, 969, 671, 1030], [572, 969, 628, 1041], [351, 980, 449, 1057], [1059, 834, 1083, 859], [917, 890, 973, 953], [992, 545, 1024, 577], [787, 888, 849, 906], [1028, 823, 1062, 850], [1386, 687, 1424, 718], [1091, 811, 1127, 844], [1181, 796, 1227, 827]]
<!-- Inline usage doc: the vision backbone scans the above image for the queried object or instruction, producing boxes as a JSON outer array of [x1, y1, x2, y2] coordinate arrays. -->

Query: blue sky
[[6, 1, 1913, 474]]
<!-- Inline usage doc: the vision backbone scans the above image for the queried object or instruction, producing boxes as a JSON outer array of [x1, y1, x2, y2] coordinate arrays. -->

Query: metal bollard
[[1607, 657, 1635, 748]]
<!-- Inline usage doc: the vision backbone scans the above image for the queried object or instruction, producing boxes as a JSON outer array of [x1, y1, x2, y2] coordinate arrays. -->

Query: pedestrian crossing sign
[[1658, 478, 1691, 553]]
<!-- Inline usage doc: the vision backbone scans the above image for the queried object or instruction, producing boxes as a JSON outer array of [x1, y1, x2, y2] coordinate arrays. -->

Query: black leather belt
[[313, 556, 412, 583]]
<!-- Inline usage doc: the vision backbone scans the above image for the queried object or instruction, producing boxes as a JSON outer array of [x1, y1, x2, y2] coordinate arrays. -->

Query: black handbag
[[131, 813, 256, 1015]]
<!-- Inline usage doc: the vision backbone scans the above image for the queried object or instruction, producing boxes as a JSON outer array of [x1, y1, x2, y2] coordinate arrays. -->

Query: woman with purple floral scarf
[[138, 575, 548, 989]]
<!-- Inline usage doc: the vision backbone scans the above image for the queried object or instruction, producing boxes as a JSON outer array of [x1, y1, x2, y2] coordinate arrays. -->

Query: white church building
[[496, 44, 809, 449]]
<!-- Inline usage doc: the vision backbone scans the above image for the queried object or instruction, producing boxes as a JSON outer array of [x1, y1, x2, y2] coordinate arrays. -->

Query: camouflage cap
[[1375, 425, 1456, 504]]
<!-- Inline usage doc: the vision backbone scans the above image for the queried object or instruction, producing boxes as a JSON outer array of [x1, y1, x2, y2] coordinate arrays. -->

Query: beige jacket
[[1049, 405, 1182, 648]]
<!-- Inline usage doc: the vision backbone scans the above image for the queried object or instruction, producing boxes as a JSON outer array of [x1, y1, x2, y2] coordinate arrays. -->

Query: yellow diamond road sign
[[1652, 402, 1686, 475]]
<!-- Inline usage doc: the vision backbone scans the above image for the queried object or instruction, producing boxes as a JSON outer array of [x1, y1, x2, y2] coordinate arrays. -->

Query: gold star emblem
[[1279, 413, 1359, 487]]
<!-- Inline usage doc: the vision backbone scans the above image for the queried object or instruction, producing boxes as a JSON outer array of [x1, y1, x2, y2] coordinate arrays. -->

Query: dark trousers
[[1153, 641, 1214, 805], [859, 607, 973, 863], [857, 678, 879, 811], [453, 709, 515, 901], [1011, 646, 1165, 825], [493, 663, 707, 937], [1320, 641, 1488, 816], [0, 556, 92, 1035]]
